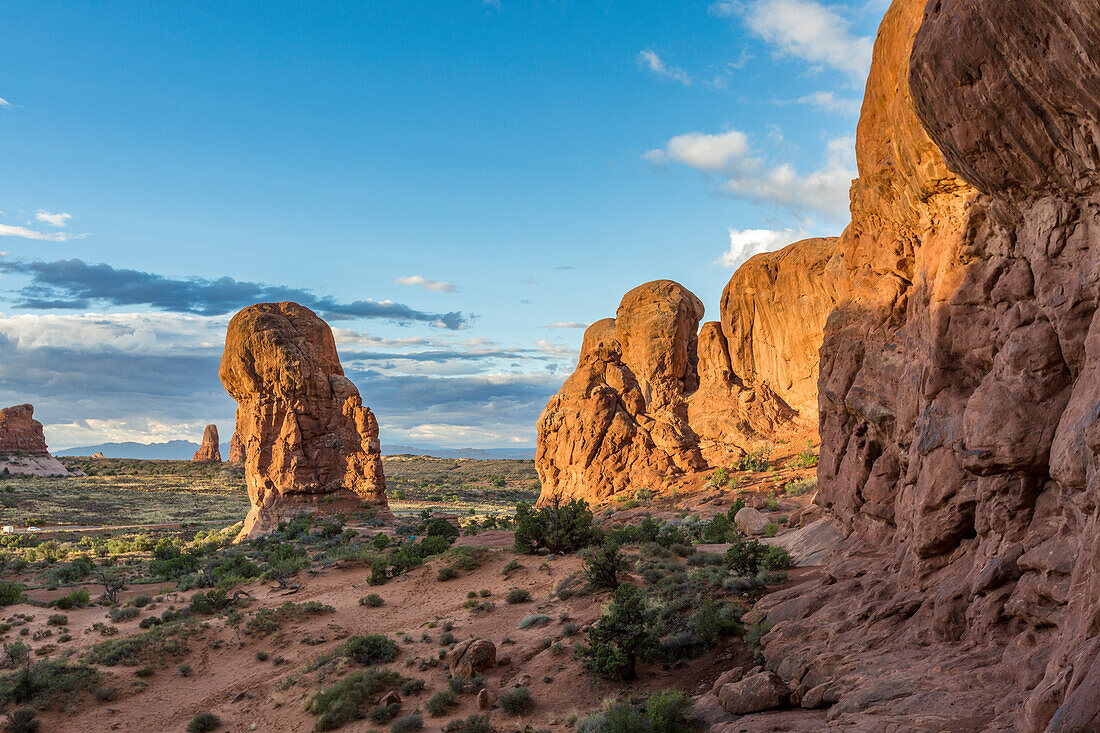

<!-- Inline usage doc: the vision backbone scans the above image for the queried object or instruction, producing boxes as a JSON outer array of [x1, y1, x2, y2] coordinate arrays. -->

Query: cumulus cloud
[[0, 312, 229, 354], [0, 257, 470, 329], [35, 210, 72, 228], [0, 224, 82, 242], [393, 275, 457, 293], [716, 228, 806, 268], [636, 49, 693, 85], [643, 130, 751, 172], [740, 0, 873, 80], [646, 130, 855, 222]]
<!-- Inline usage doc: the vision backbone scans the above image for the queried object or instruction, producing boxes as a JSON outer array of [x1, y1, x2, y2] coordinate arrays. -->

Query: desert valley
[[0, 0, 1099, 731]]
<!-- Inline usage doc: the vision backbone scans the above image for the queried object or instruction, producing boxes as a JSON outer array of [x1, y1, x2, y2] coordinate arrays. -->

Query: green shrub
[[578, 584, 657, 681], [437, 567, 459, 582], [54, 588, 89, 610], [425, 518, 459, 541], [584, 542, 624, 591], [763, 522, 779, 538], [701, 514, 733, 544], [513, 499, 599, 554], [45, 614, 68, 627], [501, 559, 521, 575], [785, 476, 818, 496], [733, 446, 771, 472], [109, 606, 140, 622], [498, 686, 532, 715], [518, 614, 551, 630], [0, 660, 99, 710], [645, 689, 693, 733], [399, 678, 424, 696], [186, 712, 221, 732], [3, 708, 37, 733], [305, 669, 403, 731], [85, 625, 189, 666], [0, 582, 22, 608], [442, 715, 491, 732], [344, 634, 398, 666], [390, 713, 423, 732], [787, 441, 819, 469], [505, 588, 530, 604], [369, 702, 402, 724], [360, 594, 384, 607], [425, 689, 458, 716]]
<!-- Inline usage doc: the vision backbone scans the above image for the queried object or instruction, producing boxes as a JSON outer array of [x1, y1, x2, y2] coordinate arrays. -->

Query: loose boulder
[[219, 302, 389, 538], [717, 671, 790, 715], [734, 506, 769, 536], [450, 639, 496, 678]]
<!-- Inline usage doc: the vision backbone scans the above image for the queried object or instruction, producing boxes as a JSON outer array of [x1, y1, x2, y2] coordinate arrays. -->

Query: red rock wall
[[192, 424, 221, 462], [0, 404, 51, 455], [751, 0, 1100, 729]]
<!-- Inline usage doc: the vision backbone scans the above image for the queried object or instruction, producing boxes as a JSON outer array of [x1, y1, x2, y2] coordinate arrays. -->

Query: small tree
[[97, 570, 125, 604], [579, 583, 658, 681], [584, 542, 625, 591], [514, 498, 599, 555]]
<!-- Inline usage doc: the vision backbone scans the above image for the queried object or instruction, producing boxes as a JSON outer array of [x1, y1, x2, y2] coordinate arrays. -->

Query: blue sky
[[0, 0, 888, 450]]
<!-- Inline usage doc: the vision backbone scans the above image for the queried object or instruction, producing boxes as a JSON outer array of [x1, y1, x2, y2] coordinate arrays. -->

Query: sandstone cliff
[[192, 424, 221, 463], [227, 425, 245, 463], [536, 240, 835, 505], [0, 404, 71, 477], [714, 0, 1100, 730], [220, 302, 389, 538]]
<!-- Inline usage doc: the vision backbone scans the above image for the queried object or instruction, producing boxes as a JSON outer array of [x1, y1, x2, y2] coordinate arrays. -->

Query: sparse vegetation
[[186, 712, 221, 733], [505, 588, 531, 604], [344, 634, 398, 666], [305, 668, 404, 731], [499, 686, 533, 715]]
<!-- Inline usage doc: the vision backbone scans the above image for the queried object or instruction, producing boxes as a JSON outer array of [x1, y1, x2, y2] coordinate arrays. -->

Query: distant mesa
[[91, 452, 106, 459], [0, 404, 73, 477], [536, 239, 834, 506], [192, 424, 222, 463], [220, 301, 390, 539]]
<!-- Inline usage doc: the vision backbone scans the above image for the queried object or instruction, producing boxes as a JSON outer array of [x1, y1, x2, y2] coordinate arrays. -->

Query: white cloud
[[645, 129, 855, 221], [0, 224, 83, 242], [741, 0, 873, 80], [543, 322, 587, 329], [44, 418, 216, 451], [716, 228, 806, 268], [784, 90, 861, 115], [35, 210, 72, 228], [636, 49, 693, 85], [644, 130, 751, 172], [393, 275, 457, 293], [708, 1, 738, 17], [0, 312, 230, 354], [0, 98, 11, 108]]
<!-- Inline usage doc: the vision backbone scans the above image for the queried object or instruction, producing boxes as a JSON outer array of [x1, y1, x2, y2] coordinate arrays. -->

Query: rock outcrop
[[220, 302, 388, 538], [536, 241, 834, 505], [91, 452, 105, 459], [0, 404, 71, 477], [719, 1, 1100, 730], [192, 424, 221, 463], [227, 425, 245, 463]]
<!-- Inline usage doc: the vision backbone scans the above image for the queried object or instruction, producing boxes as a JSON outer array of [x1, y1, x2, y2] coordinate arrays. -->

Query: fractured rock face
[[227, 425, 245, 463], [537, 241, 835, 505], [219, 302, 388, 538], [0, 404, 70, 477], [192, 424, 221, 462], [732, 1, 1100, 730]]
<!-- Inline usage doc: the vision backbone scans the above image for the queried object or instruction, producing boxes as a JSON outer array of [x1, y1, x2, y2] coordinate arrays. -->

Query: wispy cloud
[[716, 228, 806, 268], [636, 49, 693, 85], [393, 275, 457, 293], [645, 130, 855, 222], [738, 0, 873, 80], [544, 321, 587, 329], [0, 98, 11, 108], [0, 257, 471, 329], [0, 224, 83, 242], [35, 210, 72, 228], [778, 90, 861, 115]]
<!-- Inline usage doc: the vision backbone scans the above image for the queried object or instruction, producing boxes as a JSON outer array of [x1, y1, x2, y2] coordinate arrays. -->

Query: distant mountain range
[[55, 440, 534, 461]]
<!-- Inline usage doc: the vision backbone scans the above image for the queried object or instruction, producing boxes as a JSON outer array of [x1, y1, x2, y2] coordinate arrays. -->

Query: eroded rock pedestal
[[536, 241, 834, 505], [192, 424, 221, 463], [220, 302, 388, 538], [0, 404, 70, 477], [716, 0, 1100, 730]]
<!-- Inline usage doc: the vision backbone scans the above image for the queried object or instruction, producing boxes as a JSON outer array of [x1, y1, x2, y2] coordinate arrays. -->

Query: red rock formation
[[227, 425, 245, 463], [536, 251, 833, 504], [0, 404, 71, 477], [710, 1, 1100, 730], [91, 452, 105, 459], [220, 302, 388, 538], [0, 404, 50, 454], [192, 424, 221, 462]]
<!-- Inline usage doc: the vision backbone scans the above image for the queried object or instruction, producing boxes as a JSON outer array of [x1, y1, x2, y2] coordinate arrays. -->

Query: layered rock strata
[[0, 404, 70, 477], [192, 424, 221, 462]]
